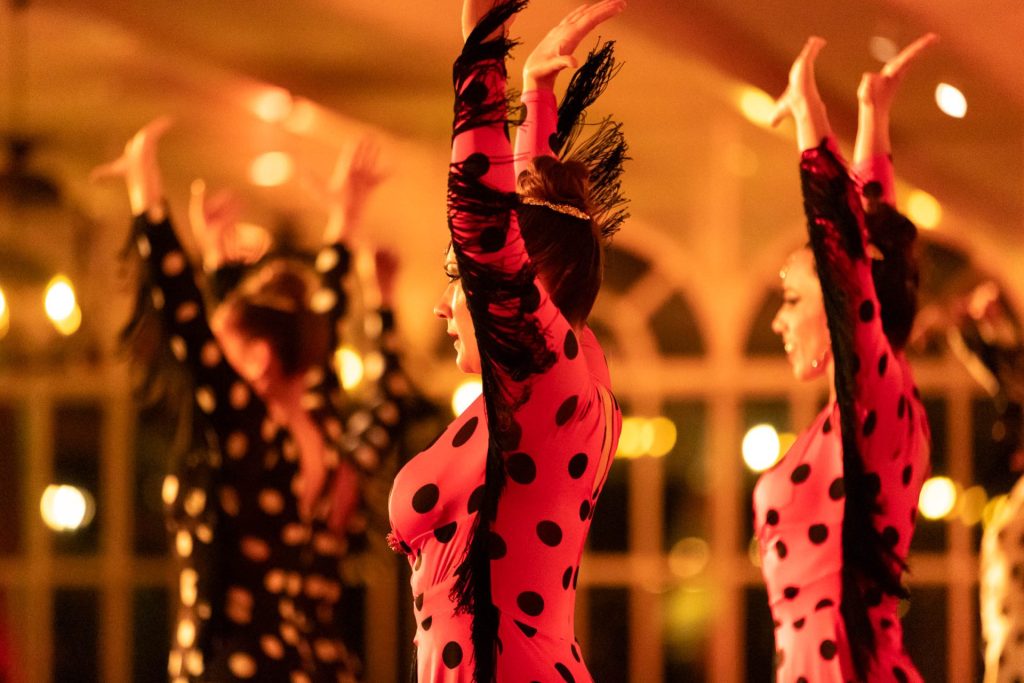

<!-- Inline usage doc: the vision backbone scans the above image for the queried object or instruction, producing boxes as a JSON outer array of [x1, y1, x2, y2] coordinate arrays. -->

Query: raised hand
[[858, 33, 939, 113], [770, 36, 827, 128], [188, 180, 271, 270], [323, 137, 387, 245], [373, 247, 400, 309], [90, 116, 174, 218], [523, 0, 627, 91]]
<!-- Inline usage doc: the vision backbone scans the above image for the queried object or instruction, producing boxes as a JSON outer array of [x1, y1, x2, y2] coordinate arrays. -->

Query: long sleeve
[[514, 88, 558, 177], [852, 152, 896, 206], [800, 137, 922, 555]]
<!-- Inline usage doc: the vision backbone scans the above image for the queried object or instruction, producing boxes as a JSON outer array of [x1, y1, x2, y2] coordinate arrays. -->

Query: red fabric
[[388, 67, 621, 682], [753, 140, 930, 682]]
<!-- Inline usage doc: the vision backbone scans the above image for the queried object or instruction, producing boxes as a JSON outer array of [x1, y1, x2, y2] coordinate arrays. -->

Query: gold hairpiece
[[520, 196, 591, 221]]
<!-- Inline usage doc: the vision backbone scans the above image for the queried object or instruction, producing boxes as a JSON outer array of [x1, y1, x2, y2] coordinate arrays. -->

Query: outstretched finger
[[572, 0, 626, 33], [189, 179, 209, 237], [882, 32, 939, 79], [797, 36, 827, 68]]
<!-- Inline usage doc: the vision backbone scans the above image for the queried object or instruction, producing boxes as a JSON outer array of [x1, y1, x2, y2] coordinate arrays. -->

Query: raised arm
[[853, 33, 938, 205]]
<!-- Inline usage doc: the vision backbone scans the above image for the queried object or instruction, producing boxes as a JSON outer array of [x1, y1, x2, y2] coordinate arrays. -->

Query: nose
[[434, 283, 453, 320], [771, 307, 785, 335]]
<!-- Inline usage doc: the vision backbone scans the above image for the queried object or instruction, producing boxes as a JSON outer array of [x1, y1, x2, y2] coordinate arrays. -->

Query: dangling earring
[[810, 358, 820, 369]]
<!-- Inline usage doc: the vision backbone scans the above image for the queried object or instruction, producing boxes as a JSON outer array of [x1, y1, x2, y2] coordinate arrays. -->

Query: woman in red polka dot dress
[[96, 123, 407, 682], [756, 36, 935, 681], [387, 1, 626, 680]]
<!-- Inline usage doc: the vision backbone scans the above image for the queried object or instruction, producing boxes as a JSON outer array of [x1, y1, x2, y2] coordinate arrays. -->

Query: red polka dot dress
[[753, 139, 931, 682], [387, 8, 621, 681], [129, 213, 406, 681]]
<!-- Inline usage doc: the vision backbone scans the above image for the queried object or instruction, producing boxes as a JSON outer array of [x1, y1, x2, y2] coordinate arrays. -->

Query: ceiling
[[0, 0, 1020, 358]]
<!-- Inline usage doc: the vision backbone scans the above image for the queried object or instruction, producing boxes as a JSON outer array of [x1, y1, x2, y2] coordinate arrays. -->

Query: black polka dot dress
[[132, 213, 405, 682], [981, 476, 1024, 681], [387, 10, 621, 681], [752, 139, 931, 682]]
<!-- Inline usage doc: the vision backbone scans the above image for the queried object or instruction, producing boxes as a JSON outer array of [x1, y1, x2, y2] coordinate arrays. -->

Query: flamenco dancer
[[756, 34, 935, 681], [94, 120, 407, 681], [387, 0, 627, 680]]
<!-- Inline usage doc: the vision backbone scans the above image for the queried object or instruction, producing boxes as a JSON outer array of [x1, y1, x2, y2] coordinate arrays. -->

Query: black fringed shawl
[[800, 140, 910, 680]]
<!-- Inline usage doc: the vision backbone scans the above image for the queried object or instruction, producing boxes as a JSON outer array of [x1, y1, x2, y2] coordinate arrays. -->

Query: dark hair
[[220, 259, 330, 378], [516, 155, 604, 326], [863, 182, 919, 351]]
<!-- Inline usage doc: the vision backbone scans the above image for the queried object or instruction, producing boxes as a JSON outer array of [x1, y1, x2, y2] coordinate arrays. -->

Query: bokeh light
[[252, 88, 293, 123], [249, 152, 295, 187], [918, 476, 957, 520], [737, 87, 776, 129], [742, 424, 781, 472], [906, 189, 942, 230], [935, 83, 967, 118], [335, 346, 364, 390], [40, 484, 96, 532], [451, 379, 482, 416]]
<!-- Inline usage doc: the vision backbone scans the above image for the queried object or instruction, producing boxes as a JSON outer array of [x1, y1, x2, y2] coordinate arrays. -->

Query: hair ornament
[[519, 196, 591, 221]]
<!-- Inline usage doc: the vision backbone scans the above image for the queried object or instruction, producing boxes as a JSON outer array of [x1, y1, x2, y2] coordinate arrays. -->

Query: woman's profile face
[[433, 247, 481, 375], [211, 305, 271, 390], [771, 248, 831, 382]]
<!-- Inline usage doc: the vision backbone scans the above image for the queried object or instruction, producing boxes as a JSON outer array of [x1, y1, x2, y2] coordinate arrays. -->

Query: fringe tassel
[[801, 142, 909, 681]]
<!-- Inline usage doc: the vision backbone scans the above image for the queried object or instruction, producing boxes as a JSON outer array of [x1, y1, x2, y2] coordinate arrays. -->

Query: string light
[[252, 88, 293, 123], [249, 152, 294, 187], [906, 189, 942, 230], [43, 275, 82, 335], [737, 87, 776, 129], [935, 83, 967, 119]]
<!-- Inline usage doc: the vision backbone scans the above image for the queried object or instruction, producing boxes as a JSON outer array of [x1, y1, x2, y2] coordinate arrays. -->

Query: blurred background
[[0, 0, 1021, 681]]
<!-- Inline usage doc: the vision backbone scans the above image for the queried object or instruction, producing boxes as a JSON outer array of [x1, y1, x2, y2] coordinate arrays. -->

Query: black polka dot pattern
[[555, 396, 579, 427], [562, 566, 573, 590], [898, 396, 907, 419], [579, 500, 592, 521], [452, 417, 479, 447], [893, 666, 909, 683], [517, 591, 545, 616], [489, 532, 507, 560], [555, 662, 576, 682], [815, 599, 834, 611], [433, 522, 457, 543], [564, 330, 579, 360], [767, 509, 780, 525], [537, 521, 563, 547], [820, 639, 837, 660], [784, 586, 799, 599], [462, 151, 490, 178], [442, 641, 464, 668], [777, 541, 789, 559], [791, 464, 811, 484], [882, 526, 900, 547], [863, 410, 877, 436], [412, 484, 440, 514], [808, 524, 829, 544], [507, 452, 537, 484], [568, 453, 588, 479], [859, 300, 876, 322], [421, 616, 432, 631], [822, 417, 833, 434], [828, 478, 845, 500], [515, 620, 537, 637], [901, 465, 912, 487], [794, 617, 806, 630], [878, 353, 889, 376]]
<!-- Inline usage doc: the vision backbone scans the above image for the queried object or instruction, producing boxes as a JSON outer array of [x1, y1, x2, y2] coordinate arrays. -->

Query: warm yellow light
[[748, 535, 762, 568], [742, 424, 781, 472], [335, 346, 364, 390], [249, 152, 294, 187], [616, 417, 651, 458], [935, 83, 967, 119], [649, 417, 678, 457], [906, 189, 942, 230], [44, 275, 76, 322], [959, 485, 988, 526], [918, 476, 957, 520], [284, 99, 318, 135], [451, 379, 483, 416], [0, 285, 8, 339], [868, 36, 899, 63], [737, 87, 777, 129], [40, 484, 95, 532], [53, 304, 82, 336], [983, 494, 1009, 529], [668, 537, 711, 580], [252, 88, 293, 123]]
